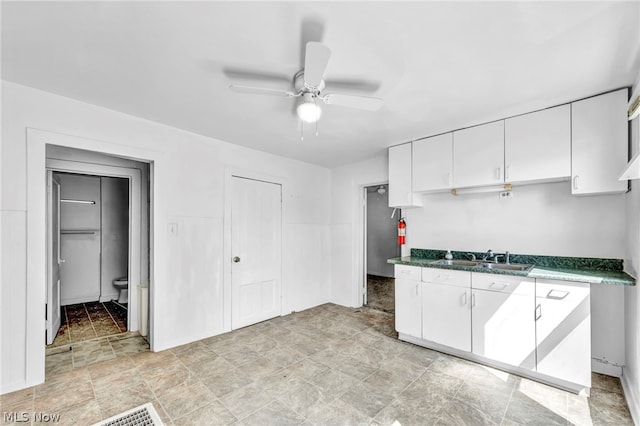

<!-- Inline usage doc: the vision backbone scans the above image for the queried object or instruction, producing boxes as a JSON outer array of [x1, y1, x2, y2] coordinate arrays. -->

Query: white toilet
[[113, 277, 129, 304]]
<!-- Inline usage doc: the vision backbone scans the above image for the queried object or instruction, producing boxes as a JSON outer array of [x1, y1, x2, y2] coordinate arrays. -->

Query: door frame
[[223, 168, 286, 332], [46, 171, 62, 345], [26, 128, 165, 388], [46, 161, 141, 333], [358, 180, 392, 308]]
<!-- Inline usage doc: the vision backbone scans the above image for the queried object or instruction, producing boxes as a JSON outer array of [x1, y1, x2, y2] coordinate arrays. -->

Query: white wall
[[100, 177, 129, 302], [623, 84, 640, 422], [405, 181, 625, 258], [0, 81, 331, 393], [331, 154, 388, 307]]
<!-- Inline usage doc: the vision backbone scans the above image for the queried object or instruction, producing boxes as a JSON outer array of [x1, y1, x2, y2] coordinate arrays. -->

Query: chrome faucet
[[466, 253, 476, 261], [482, 249, 495, 261], [493, 251, 510, 264]]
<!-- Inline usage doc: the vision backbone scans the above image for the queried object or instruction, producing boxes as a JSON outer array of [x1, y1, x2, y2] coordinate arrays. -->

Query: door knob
[[233, 256, 240, 263]]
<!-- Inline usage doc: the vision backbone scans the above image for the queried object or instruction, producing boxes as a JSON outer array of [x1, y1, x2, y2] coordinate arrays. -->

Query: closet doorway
[[363, 183, 399, 313], [45, 155, 146, 348], [46, 171, 130, 347]]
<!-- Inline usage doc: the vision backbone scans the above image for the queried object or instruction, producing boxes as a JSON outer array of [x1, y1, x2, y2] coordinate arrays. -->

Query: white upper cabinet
[[412, 133, 453, 192], [571, 89, 628, 195], [505, 105, 571, 184], [389, 143, 423, 208], [453, 121, 505, 188]]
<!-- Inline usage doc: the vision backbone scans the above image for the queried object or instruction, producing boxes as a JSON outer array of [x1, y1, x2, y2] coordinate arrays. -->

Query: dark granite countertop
[[387, 249, 636, 286]]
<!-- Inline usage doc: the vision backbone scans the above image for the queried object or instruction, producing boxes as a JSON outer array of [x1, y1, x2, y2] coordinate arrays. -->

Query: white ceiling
[[2, 1, 640, 168]]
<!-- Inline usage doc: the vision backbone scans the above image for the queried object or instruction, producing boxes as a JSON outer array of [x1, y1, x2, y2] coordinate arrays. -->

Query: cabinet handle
[[535, 304, 542, 321], [546, 289, 569, 300], [415, 283, 419, 296], [447, 173, 453, 186], [461, 292, 467, 306], [573, 175, 580, 190], [436, 274, 451, 281], [495, 167, 502, 180], [505, 166, 511, 180], [471, 293, 476, 307], [489, 282, 509, 290]]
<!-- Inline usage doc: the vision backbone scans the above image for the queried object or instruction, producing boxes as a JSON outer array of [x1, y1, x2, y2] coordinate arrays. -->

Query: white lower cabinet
[[394, 268, 422, 338], [395, 266, 591, 393], [421, 269, 472, 352], [422, 281, 471, 352], [471, 274, 536, 370], [535, 279, 591, 388]]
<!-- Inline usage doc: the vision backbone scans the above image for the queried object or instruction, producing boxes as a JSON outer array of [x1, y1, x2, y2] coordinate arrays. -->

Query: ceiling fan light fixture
[[297, 94, 322, 123]]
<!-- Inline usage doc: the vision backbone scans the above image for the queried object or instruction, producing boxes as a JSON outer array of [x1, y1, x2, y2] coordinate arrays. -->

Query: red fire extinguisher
[[398, 218, 406, 245]]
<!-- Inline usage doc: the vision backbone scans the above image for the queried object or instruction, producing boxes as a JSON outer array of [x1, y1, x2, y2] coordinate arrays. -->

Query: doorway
[[46, 171, 131, 347], [230, 176, 283, 329], [364, 184, 399, 313]]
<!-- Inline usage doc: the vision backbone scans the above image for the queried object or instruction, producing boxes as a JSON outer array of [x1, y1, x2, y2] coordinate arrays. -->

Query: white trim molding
[[25, 128, 166, 388], [621, 372, 640, 425]]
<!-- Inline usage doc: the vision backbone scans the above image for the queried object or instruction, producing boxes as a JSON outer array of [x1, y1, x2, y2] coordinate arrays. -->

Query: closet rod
[[60, 199, 95, 205], [61, 230, 98, 235]]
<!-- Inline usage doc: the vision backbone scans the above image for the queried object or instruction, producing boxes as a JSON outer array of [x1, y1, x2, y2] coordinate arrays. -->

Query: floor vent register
[[92, 403, 163, 426]]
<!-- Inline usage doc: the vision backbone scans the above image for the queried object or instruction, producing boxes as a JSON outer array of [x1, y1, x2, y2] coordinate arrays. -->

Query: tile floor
[[2, 304, 634, 425], [48, 301, 128, 348], [366, 275, 395, 314]]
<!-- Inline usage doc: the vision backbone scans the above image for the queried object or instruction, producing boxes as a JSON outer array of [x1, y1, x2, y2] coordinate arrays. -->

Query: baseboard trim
[[61, 295, 100, 306], [621, 371, 640, 426], [591, 359, 623, 377], [99, 294, 119, 303]]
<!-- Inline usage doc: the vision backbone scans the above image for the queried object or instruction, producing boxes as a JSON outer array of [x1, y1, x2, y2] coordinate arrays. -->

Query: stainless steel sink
[[430, 259, 534, 272], [478, 262, 534, 272], [430, 259, 480, 267]]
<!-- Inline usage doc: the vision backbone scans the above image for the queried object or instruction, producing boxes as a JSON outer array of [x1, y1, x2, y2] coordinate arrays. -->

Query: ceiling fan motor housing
[[294, 70, 325, 94]]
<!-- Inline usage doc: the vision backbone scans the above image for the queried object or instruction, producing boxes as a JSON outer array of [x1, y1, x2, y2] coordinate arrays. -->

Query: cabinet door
[[535, 280, 591, 387], [412, 133, 453, 192], [395, 278, 422, 338], [505, 105, 570, 183], [453, 121, 505, 188], [422, 282, 471, 352], [472, 289, 535, 370], [389, 144, 422, 207], [571, 89, 628, 195]]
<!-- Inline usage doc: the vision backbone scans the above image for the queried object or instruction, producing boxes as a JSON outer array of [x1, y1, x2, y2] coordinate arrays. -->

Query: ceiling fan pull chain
[[300, 121, 304, 141], [314, 97, 320, 136]]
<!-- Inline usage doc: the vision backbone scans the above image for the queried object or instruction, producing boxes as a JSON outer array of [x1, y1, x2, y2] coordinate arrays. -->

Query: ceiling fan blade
[[223, 66, 291, 84], [300, 18, 325, 68], [325, 77, 381, 93], [304, 42, 331, 89], [322, 93, 383, 111], [229, 84, 297, 97]]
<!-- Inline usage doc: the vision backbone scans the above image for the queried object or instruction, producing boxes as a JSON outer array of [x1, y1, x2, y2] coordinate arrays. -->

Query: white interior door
[[231, 176, 282, 329], [46, 171, 62, 344]]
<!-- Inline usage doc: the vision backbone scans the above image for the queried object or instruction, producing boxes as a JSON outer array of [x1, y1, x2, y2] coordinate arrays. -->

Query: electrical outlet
[[168, 223, 178, 236], [499, 191, 513, 199]]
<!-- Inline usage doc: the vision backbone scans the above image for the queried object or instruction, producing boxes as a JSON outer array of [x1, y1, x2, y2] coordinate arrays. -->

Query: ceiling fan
[[228, 42, 383, 124]]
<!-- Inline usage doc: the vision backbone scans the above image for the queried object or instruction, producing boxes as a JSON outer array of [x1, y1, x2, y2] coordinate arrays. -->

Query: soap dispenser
[[445, 250, 453, 260]]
